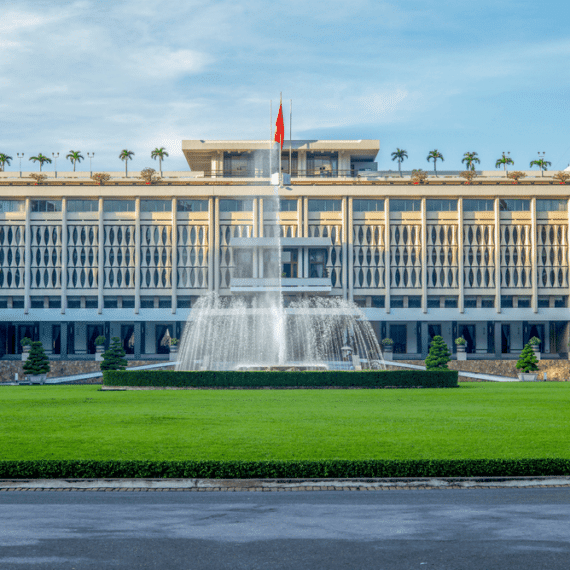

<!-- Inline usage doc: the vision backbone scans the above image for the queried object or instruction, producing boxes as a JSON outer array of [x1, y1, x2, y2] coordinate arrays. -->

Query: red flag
[[274, 101, 285, 148]]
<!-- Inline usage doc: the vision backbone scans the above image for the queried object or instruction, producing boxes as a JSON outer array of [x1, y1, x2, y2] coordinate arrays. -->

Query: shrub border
[[0, 459, 568, 479], [102, 370, 458, 389]]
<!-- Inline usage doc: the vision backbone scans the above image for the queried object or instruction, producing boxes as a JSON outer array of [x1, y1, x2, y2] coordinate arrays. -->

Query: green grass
[[1, 383, 569, 461]]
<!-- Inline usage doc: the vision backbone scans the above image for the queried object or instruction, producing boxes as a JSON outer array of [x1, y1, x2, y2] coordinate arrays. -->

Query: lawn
[[1, 383, 569, 461]]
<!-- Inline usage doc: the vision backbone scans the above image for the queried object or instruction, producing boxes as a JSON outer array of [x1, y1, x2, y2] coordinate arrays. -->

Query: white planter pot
[[518, 373, 539, 382], [456, 346, 467, 361], [170, 347, 179, 362], [531, 347, 541, 361], [382, 347, 393, 361], [28, 374, 47, 385], [95, 346, 104, 362], [22, 348, 30, 362]]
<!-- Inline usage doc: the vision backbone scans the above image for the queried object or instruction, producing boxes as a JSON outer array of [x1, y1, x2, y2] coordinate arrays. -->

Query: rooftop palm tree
[[119, 149, 135, 178], [529, 157, 551, 177], [29, 153, 52, 172], [495, 153, 514, 173], [461, 151, 480, 171], [426, 149, 444, 176], [66, 150, 84, 172], [151, 147, 169, 176], [0, 153, 13, 172], [390, 148, 408, 177]]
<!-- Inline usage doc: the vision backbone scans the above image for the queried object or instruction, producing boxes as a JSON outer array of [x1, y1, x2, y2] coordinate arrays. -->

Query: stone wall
[[0, 360, 169, 383], [387, 359, 570, 381]]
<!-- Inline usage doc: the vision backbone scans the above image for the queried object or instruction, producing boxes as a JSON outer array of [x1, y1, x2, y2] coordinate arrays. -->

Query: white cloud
[[129, 49, 213, 79]]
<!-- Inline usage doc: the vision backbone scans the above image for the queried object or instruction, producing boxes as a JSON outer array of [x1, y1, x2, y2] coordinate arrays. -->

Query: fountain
[[176, 146, 385, 371]]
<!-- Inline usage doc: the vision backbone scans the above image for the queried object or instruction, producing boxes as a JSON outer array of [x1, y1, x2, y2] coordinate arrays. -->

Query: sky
[[2, 0, 570, 173]]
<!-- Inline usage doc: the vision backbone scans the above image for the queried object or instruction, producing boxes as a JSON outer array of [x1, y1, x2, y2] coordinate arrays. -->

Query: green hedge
[[0, 459, 567, 479], [103, 370, 458, 389]]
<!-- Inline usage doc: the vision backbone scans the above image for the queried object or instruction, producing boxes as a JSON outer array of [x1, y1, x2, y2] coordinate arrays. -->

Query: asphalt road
[[1, 489, 569, 569]]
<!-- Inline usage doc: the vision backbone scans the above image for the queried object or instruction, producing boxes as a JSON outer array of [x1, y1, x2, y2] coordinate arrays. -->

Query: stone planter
[[382, 346, 393, 361], [170, 345, 179, 362], [28, 374, 47, 385], [22, 346, 30, 362], [531, 346, 541, 361], [456, 345, 467, 361], [95, 346, 104, 362], [518, 373, 539, 382]]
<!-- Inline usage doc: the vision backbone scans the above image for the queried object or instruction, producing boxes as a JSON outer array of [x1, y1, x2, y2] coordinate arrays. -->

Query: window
[[517, 297, 531, 308], [48, 297, 61, 309], [444, 297, 458, 308], [427, 296, 440, 308], [122, 297, 135, 309], [408, 296, 422, 308], [85, 297, 98, 309], [538, 297, 550, 308], [104, 200, 135, 212], [427, 199, 457, 212], [353, 199, 384, 212], [31, 200, 62, 212], [0, 298, 7, 309], [463, 199, 494, 212], [31, 297, 44, 309], [501, 295, 513, 308], [499, 199, 530, 212], [280, 200, 297, 212], [309, 249, 327, 278], [390, 199, 421, 212], [481, 297, 495, 308], [67, 297, 81, 308], [177, 297, 192, 308], [555, 296, 567, 308], [140, 297, 154, 309], [67, 200, 98, 212], [308, 199, 341, 212], [104, 298, 118, 309], [537, 199, 567, 212], [307, 152, 338, 177], [219, 199, 253, 212], [464, 297, 477, 308], [158, 298, 171, 309], [372, 296, 385, 308], [0, 200, 25, 213], [177, 200, 208, 212], [140, 200, 171, 212], [12, 297, 25, 309], [390, 296, 404, 309]]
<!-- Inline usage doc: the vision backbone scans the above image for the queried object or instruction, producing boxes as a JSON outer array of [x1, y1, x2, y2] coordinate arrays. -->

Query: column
[[134, 197, 141, 313], [531, 197, 537, 313], [297, 197, 302, 238], [60, 322, 68, 360], [24, 198, 31, 314], [342, 197, 347, 299], [384, 198, 391, 314], [421, 197, 427, 313], [171, 198, 177, 314], [208, 197, 214, 291], [458, 197, 464, 313], [495, 198, 501, 314], [494, 321, 502, 358], [214, 197, 220, 293], [347, 197, 354, 301], [98, 197, 104, 313], [134, 321, 142, 360], [420, 322, 429, 358], [298, 150, 307, 176], [60, 198, 68, 314]]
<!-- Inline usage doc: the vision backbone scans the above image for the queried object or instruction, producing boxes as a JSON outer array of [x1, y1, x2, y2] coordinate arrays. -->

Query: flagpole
[[269, 99, 272, 179], [289, 99, 292, 176], [278, 92, 282, 186]]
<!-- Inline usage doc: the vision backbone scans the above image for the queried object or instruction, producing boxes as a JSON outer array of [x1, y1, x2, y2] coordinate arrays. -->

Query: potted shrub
[[100, 337, 128, 371], [455, 337, 467, 361], [425, 335, 451, 370], [381, 338, 394, 360], [169, 337, 179, 361], [516, 342, 539, 381], [20, 337, 32, 362], [94, 335, 106, 361], [23, 340, 50, 384], [528, 336, 541, 361]]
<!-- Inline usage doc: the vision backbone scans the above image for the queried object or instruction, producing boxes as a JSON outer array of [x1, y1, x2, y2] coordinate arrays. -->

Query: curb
[[1, 477, 570, 492]]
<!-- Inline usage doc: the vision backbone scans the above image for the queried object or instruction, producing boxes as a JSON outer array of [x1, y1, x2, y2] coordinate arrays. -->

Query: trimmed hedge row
[[102, 370, 458, 388], [0, 459, 568, 479]]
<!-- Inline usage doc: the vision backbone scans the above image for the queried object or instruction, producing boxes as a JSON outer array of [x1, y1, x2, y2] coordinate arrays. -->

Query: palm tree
[[529, 157, 551, 177], [66, 150, 84, 172], [29, 154, 52, 172], [151, 147, 169, 176], [390, 148, 408, 177], [119, 149, 135, 178], [495, 153, 514, 173], [426, 150, 444, 176], [461, 151, 480, 171], [0, 153, 13, 172]]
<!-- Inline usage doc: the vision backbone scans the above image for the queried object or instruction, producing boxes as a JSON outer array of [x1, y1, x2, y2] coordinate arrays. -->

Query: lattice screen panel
[[220, 224, 252, 288], [67, 225, 98, 289], [390, 225, 422, 288], [427, 224, 458, 289], [140, 225, 172, 289], [500, 224, 532, 288], [353, 224, 385, 289], [463, 224, 495, 288], [103, 224, 135, 289], [177, 225, 209, 288], [309, 224, 343, 287], [30, 224, 62, 289], [538, 223, 568, 288], [0, 224, 25, 289]]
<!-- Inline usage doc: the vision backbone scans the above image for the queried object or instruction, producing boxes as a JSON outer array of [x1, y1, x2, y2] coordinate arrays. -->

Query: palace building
[[0, 138, 568, 360]]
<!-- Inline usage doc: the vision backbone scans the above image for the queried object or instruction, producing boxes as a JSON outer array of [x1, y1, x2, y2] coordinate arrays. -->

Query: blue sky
[[2, 0, 570, 173]]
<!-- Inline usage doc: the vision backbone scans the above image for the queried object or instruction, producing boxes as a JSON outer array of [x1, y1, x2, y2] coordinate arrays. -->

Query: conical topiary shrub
[[100, 337, 128, 371], [425, 335, 451, 370], [516, 342, 539, 373], [23, 341, 50, 377]]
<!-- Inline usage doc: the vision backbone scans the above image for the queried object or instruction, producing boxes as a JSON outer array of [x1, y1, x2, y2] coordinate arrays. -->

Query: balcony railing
[[230, 277, 332, 293]]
